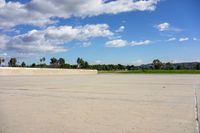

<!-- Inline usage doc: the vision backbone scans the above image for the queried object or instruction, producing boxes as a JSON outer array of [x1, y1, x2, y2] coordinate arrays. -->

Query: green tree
[[153, 59, 162, 69], [126, 65, 135, 70], [40, 58, 43, 64], [196, 63, 200, 70], [31, 63, 36, 67], [8, 58, 17, 67], [50, 57, 58, 67], [77, 57, 83, 68], [83, 61, 89, 69], [21, 62, 26, 67], [77, 57, 82, 68], [0, 57, 5, 66], [39, 57, 46, 67], [40, 57, 45, 64], [77, 57, 89, 69], [165, 62, 174, 70], [117, 64, 125, 70], [176, 65, 181, 70], [58, 58, 65, 68]]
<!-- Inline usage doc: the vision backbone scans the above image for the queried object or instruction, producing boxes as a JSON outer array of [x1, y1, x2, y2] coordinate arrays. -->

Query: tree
[[153, 59, 162, 69], [39, 57, 46, 67], [21, 62, 26, 67], [126, 65, 135, 70], [8, 58, 17, 67], [77, 57, 89, 69], [58, 58, 65, 67], [196, 63, 200, 70], [40, 57, 45, 64], [83, 61, 89, 69], [77, 57, 82, 68], [50, 57, 58, 65], [40, 58, 43, 64], [117, 64, 125, 70], [77, 57, 83, 68], [165, 62, 174, 70], [31, 63, 36, 67], [0, 58, 5, 66], [176, 65, 181, 70], [50, 57, 58, 68]]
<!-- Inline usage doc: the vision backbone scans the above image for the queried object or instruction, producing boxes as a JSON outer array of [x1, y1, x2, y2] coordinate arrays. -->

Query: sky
[[0, 0, 200, 65]]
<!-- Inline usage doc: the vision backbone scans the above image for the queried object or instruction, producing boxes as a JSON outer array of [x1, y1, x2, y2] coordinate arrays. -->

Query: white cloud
[[193, 38, 200, 41], [105, 39, 151, 48], [1, 24, 113, 53], [0, 35, 9, 49], [0, 1, 54, 29], [0, 52, 7, 57], [44, 24, 113, 41], [155, 22, 182, 32], [3, 52, 7, 56], [155, 22, 170, 31], [130, 40, 151, 46], [167, 37, 176, 41], [0, 0, 160, 28], [179, 37, 189, 42], [115, 26, 125, 32], [106, 39, 128, 48], [81, 42, 92, 47], [0, 0, 5, 8]]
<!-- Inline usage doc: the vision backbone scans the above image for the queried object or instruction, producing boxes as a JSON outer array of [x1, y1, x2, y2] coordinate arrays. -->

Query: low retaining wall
[[0, 67, 97, 75]]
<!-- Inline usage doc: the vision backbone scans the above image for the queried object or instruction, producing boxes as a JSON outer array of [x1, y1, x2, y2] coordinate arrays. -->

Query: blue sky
[[0, 0, 200, 65]]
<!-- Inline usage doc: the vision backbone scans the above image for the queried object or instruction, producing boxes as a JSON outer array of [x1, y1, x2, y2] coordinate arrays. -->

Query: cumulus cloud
[[44, 24, 113, 41], [155, 22, 182, 32], [0, 1, 54, 29], [0, 35, 9, 49], [115, 26, 125, 32], [179, 37, 189, 42], [0, 0, 160, 28], [105, 39, 128, 48], [1, 24, 113, 53], [7, 30, 67, 53], [130, 40, 151, 46], [0, 0, 5, 8], [155, 22, 170, 31], [193, 38, 200, 41], [105, 39, 151, 48], [167, 37, 176, 41], [81, 42, 92, 47]]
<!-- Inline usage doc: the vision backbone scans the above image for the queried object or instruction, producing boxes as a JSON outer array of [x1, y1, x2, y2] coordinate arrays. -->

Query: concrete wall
[[0, 67, 97, 75]]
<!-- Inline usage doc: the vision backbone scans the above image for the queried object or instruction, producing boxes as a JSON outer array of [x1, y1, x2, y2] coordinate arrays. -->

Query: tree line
[[0, 57, 200, 70]]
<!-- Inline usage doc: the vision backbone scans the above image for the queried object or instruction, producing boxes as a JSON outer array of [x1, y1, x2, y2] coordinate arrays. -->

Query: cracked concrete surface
[[0, 74, 200, 133]]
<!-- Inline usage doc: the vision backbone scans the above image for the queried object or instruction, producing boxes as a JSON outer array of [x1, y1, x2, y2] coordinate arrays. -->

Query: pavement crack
[[194, 88, 200, 133]]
